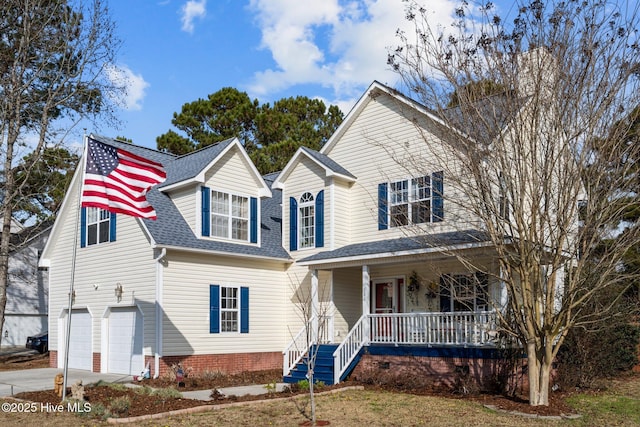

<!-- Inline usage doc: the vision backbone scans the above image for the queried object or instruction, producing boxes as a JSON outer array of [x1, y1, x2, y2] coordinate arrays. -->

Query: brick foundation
[[50, 350, 281, 376], [92, 353, 101, 372], [147, 351, 282, 378]]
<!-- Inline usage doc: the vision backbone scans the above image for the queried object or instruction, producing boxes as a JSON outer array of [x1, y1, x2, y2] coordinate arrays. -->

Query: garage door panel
[[108, 308, 143, 375], [58, 310, 92, 371]]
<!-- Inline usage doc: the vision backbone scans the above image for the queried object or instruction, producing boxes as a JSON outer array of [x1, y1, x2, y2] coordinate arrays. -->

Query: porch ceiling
[[297, 229, 493, 269]]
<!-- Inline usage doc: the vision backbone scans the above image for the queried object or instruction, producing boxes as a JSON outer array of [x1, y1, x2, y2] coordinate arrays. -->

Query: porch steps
[[283, 344, 339, 385]]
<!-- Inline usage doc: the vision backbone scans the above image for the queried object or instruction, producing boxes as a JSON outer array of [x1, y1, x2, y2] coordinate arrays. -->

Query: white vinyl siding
[[46, 177, 158, 364], [204, 147, 263, 195], [162, 251, 287, 355], [322, 94, 467, 244]]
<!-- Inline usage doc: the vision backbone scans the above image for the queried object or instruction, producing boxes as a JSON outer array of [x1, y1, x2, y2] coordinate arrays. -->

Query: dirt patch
[[0, 352, 49, 371]]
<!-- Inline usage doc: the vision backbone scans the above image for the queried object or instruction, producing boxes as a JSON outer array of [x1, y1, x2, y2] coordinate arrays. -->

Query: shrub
[[557, 323, 640, 388], [109, 396, 131, 416]]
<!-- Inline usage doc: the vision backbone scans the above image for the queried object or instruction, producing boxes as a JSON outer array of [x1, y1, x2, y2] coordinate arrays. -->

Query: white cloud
[[181, 0, 207, 33], [246, 0, 458, 109], [105, 64, 150, 111]]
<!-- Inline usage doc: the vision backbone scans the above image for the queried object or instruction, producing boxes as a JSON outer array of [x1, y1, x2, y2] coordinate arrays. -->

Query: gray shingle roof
[[298, 230, 491, 263], [91, 135, 290, 260], [299, 146, 356, 179], [159, 138, 235, 189]]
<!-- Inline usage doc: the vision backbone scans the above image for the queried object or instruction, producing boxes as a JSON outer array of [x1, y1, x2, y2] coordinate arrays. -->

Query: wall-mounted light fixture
[[115, 283, 123, 302]]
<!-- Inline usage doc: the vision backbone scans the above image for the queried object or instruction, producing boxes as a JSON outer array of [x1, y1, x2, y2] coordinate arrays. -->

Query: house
[[1, 221, 50, 348], [41, 80, 548, 388]]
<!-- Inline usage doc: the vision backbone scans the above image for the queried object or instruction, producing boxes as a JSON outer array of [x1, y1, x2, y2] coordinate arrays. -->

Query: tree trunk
[[526, 342, 551, 406], [0, 194, 13, 347]]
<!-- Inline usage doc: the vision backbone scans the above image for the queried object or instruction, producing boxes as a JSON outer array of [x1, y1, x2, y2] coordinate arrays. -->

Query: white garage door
[[108, 307, 143, 375], [58, 309, 92, 371]]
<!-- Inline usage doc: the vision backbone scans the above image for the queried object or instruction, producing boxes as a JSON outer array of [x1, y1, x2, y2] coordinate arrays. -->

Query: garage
[[108, 307, 143, 375], [58, 309, 92, 371]]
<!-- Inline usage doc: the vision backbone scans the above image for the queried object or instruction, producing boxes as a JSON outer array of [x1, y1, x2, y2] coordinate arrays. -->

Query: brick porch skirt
[[49, 350, 281, 377], [350, 347, 528, 394]]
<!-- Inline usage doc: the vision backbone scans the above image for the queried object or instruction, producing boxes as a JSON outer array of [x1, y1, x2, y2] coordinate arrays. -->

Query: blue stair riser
[[292, 362, 334, 375], [283, 344, 341, 385]]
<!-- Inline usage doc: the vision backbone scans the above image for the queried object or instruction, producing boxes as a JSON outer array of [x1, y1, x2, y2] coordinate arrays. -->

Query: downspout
[[154, 248, 166, 378]]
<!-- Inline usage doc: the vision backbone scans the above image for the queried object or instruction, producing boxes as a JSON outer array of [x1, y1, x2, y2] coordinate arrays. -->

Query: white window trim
[[298, 192, 315, 249], [86, 207, 110, 246], [210, 189, 250, 242], [220, 286, 239, 333], [389, 175, 433, 228]]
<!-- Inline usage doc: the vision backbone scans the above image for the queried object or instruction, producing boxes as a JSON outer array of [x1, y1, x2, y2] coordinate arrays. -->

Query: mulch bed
[[11, 366, 585, 419], [138, 368, 282, 391], [15, 386, 204, 418]]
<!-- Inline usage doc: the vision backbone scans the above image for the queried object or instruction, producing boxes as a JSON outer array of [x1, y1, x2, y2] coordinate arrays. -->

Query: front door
[[371, 278, 403, 341]]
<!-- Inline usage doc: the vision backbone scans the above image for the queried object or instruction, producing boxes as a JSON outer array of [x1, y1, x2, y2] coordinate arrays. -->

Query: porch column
[[311, 269, 319, 343], [362, 265, 370, 343]]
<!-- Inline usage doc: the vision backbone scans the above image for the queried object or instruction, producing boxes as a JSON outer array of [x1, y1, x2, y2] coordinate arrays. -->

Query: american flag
[[81, 138, 167, 219]]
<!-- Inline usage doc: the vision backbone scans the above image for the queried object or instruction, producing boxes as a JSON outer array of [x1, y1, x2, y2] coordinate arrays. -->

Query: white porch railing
[[332, 311, 498, 384], [333, 314, 368, 384], [282, 315, 333, 376], [369, 311, 497, 345]]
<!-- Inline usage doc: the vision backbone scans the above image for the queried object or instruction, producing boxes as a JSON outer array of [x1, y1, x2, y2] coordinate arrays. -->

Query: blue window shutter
[[209, 285, 220, 333], [378, 183, 388, 230], [240, 286, 249, 333], [250, 197, 258, 243], [80, 207, 87, 248], [289, 197, 298, 251], [432, 171, 444, 222], [315, 190, 324, 248], [109, 212, 117, 242], [201, 186, 210, 236]]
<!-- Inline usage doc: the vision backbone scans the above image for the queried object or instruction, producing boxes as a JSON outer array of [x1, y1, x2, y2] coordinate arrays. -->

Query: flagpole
[[62, 134, 88, 401]]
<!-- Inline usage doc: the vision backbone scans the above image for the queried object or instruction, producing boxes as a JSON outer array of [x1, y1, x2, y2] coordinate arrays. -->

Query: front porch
[[284, 232, 508, 385], [283, 310, 500, 385]]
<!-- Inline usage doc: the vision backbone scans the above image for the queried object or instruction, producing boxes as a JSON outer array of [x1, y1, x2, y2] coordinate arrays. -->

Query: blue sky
[[96, 0, 517, 150]]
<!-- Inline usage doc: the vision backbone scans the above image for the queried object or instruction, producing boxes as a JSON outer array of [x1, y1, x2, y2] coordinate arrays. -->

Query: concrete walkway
[[0, 366, 287, 401], [0, 367, 132, 396], [181, 383, 288, 401]]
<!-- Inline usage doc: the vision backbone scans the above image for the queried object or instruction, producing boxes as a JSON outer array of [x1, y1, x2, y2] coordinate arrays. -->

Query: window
[[289, 190, 324, 251], [211, 191, 248, 240], [299, 192, 315, 248], [81, 207, 115, 247], [379, 172, 443, 230], [201, 187, 258, 243], [439, 273, 489, 312], [209, 285, 249, 334], [390, 180, 409, 226], [220, 287, 238, 332]]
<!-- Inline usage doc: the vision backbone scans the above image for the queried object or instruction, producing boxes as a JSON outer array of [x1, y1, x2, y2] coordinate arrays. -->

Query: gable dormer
[[159, 138, 271, 246], [273, 146, 356, 253]]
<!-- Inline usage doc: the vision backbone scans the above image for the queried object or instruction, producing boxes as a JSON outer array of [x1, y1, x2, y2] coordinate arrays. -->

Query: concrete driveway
[[0, 368, 132, 397]]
